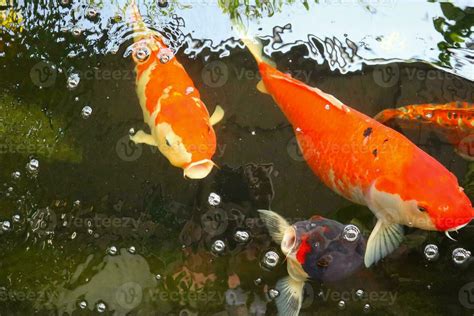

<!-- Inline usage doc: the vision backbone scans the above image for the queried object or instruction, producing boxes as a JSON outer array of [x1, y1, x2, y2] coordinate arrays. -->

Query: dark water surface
[[0, 1, 473, 315]]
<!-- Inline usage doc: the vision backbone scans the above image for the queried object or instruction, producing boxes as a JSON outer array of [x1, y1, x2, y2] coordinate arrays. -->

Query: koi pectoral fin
[[258, 209, 291, 244], [130, 130, 157, 147], [274, 276, 305, 316], [209, 105, 225, 126], [257, 80, 269, 94], [365, 220, 404, 267]]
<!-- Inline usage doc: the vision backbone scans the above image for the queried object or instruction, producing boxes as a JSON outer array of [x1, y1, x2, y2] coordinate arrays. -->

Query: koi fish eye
[[165, 138, 172, 147], [417, 205, 427, 212], [133, 46, 151, 63]]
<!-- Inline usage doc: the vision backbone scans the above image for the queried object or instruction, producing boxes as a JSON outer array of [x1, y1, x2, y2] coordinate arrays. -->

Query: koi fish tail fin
[[232, 18, 276, 68]]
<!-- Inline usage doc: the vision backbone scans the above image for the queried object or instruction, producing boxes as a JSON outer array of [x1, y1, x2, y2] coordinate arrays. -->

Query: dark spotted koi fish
[[374, 102, 474, 160], [259, 210, 365, 316]]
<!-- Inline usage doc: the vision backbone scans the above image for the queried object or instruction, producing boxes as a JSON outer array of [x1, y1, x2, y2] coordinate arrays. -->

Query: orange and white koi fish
[[237, 32, 473, 271], [374, 102, 474, 160], [127, 1, 224, 179]]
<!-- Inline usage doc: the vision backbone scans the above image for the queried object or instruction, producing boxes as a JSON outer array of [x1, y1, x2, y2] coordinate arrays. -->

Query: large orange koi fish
[[238, 33, 473, 274], [127, 1, 224, 179]]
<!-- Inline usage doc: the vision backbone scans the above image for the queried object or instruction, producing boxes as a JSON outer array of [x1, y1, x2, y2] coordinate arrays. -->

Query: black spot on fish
[[453, 113, 458, 119], [317, 254, 333, 268], [363, 127, 373, 137], [372, 149, 378, 157], [383, 138, 389, 143]]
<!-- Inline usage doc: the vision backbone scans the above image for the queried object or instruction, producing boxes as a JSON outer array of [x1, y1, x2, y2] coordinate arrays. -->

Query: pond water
[[0, 0, 473, 315]]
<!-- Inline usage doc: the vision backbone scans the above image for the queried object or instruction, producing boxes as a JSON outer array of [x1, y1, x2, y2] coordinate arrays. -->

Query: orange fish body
[[128, 2, 224, 179], [240, 36, 473, 267], [375, 102, 474, 160]]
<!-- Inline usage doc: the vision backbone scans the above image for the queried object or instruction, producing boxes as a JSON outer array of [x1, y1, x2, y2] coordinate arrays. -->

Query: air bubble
[[86, 7, 99, 20], [107, 246, 118, 256], [338, 300, 346, 310], [424, 244, 439, 261], [211, 240, 226, 254], [363, 303, 371, 313], [67, 73, 80, 90], [208, 192, 221, 206], [26, 158, 39, 174], [268, 288, 279, 300], [452, 247, 471, 265], [234, 230, 250, 243], [185, 87, 194, 95], [12, 214, 20, 223], [2, 221, 11, 232], [96, 301, 106, 313], [158, 48, 173, 64], [342, 224, 360, 242], [11, 171, 21, 179], [71, 27, 83, 37], [78, 300, 87, 309], [135, 46, 150, 62], [128, 246, 136, 254], [262, 251, 280, 269], [254, 277, 262, 286], [155, 274, 162, 280], [356, 289, 364, 299], [81, 106, 92, 119]]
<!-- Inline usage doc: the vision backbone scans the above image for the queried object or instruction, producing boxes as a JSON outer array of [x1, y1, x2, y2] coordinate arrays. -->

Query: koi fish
[[259, 210, 365, 316], [127, 1, 224, 179], [374, 102, 474, 160], [237, 31, 473, 269]]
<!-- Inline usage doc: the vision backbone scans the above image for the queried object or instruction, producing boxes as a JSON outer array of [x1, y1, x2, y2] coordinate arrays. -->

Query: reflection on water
[[0, 0, 473, 315]]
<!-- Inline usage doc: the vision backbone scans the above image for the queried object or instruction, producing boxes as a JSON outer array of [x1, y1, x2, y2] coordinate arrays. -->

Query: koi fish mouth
[[445, 222, 470, 241], [183, 159, 215, 179]]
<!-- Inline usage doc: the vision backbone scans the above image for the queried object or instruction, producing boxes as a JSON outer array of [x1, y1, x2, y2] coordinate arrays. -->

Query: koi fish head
[[377, 152, 474, 233], [153, 94, 217, 179], [280, 216, 365, 282]]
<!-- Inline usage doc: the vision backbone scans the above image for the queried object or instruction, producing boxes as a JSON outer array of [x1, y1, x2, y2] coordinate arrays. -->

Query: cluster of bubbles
[[423, 244, 471, 264], [342, 224, 360, 242]]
